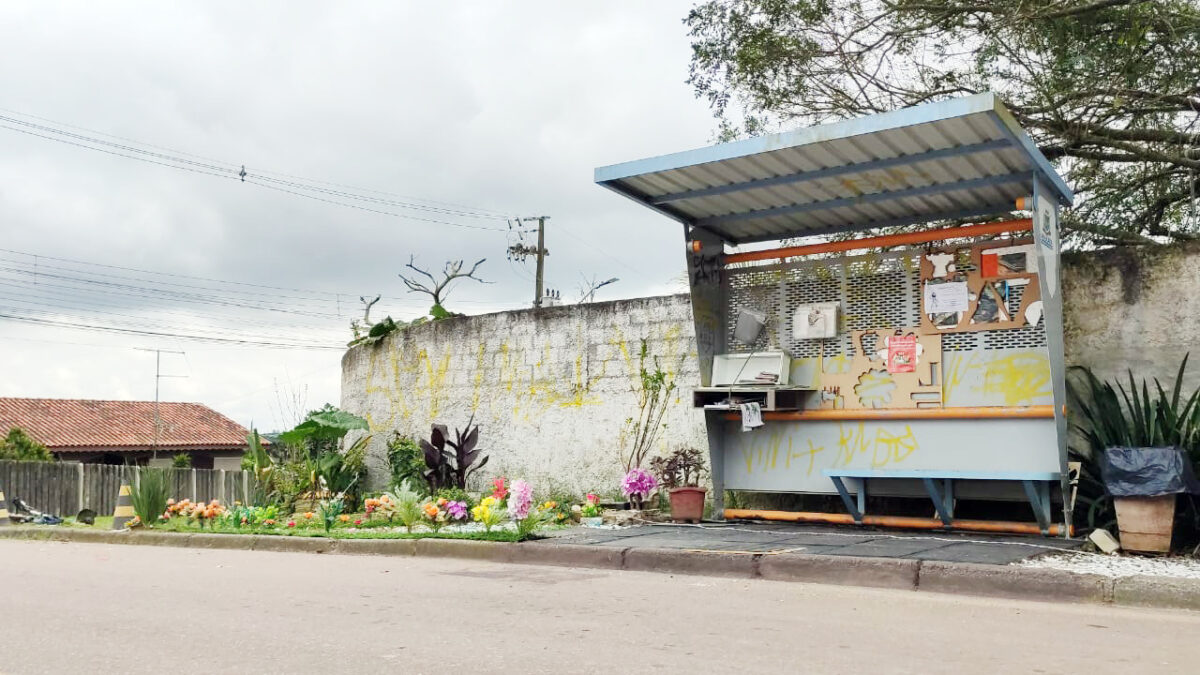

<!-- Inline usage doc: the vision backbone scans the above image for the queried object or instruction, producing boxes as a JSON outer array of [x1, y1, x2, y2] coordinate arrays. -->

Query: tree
[[0, 427, 54, 462], [685, 0, 1200, 244], [398, 257, 489, 317]]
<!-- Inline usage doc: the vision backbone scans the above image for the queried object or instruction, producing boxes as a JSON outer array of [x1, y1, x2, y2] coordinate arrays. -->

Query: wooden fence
[[0, 461, 252, 517]]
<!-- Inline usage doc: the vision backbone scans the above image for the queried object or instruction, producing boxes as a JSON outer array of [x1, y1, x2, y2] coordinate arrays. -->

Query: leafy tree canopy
[[685, 0, 1200, 244], [1, 427, 54, 462]]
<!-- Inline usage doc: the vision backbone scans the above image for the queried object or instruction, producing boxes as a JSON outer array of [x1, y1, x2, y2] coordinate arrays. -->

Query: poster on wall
[[923, 280, 969, 314], [887, 334, 917, 373]]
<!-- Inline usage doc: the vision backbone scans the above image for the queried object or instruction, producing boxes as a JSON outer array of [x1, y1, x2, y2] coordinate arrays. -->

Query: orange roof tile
[[0, 398, 253, 452]]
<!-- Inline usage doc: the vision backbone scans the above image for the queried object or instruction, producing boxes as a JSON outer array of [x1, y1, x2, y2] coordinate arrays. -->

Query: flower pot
[[1113, 495, 1176, 553], [668, 487, 707, 523]]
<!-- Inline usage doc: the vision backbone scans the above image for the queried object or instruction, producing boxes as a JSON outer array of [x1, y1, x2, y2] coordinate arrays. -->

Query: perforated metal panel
[[724, 245, 1046, 360]]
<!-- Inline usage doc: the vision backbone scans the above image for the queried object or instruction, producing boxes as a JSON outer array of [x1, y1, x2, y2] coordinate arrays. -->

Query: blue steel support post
[[830, 477, 863, 523], [686, 225, 729, 519], [1032, 177, 1072, 536], [1022, 480, 1052, 535], [921, 478, 953, 527]]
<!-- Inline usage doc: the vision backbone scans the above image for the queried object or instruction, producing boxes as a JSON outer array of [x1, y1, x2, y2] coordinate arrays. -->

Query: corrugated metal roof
[[595, 93, 1072, 244], [0, 398, 253, 451]]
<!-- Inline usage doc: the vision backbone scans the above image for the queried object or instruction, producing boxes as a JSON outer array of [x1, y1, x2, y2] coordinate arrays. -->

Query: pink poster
[[888, 335, 916, 373]]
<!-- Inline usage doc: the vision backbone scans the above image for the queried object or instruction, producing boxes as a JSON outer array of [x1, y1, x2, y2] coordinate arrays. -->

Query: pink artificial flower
[[621, 468, 658, 500], [354, 519, 363, 526], [287, 521, 296, 528], [507, 479, 533, 520]]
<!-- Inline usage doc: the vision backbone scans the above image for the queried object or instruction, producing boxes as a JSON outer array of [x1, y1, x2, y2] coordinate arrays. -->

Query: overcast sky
[[0, 2, 717, 431]]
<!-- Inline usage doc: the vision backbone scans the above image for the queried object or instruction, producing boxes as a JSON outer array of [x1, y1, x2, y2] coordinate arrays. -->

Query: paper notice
[[887, 335, 917, 373], [924, 281, 969, 314]]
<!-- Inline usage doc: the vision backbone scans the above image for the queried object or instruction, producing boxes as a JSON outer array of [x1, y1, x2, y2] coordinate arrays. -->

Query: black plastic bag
[[1101, 446, 1200, 497]]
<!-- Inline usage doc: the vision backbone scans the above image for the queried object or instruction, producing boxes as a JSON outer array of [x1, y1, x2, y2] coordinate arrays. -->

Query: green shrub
[[130, 469, 170, 527], [171, 453, 192, 468], [386, 433, 427, 495], [0, 427, 53, 462], [435, 487, 472, 506]]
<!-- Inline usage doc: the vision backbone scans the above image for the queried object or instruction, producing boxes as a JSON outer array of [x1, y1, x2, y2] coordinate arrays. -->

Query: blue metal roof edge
[[594, 92, 1001, 184], [987, 102, 1074, 205]]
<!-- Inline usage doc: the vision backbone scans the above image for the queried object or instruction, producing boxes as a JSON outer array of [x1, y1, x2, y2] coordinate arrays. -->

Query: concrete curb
[[3, 527, 1197, 611], [760, 553, 919, 590], [1112, 575, 1200, 611], [918, 560, 1112, 604]]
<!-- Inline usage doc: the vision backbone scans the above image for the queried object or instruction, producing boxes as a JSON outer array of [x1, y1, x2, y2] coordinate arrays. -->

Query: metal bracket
[[829, 476, 863, 524]]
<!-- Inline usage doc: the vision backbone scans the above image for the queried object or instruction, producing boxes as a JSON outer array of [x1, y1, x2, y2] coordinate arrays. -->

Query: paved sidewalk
[[538, 521, 1081, 565]]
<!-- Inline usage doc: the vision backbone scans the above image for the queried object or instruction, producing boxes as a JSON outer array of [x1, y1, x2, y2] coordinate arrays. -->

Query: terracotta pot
[[668, 487, 707, 523], [1114, 495, 1176, 553]]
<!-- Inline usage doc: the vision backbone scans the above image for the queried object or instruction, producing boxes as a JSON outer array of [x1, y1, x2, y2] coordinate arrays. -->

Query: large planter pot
[[1113, 495, 1176, 553], [668, 487, 707, 523]]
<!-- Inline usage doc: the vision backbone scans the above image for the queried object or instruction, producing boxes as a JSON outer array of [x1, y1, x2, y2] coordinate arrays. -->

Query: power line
[[0, 305, 341, 347], [0, 312, 345, 350], [0, 106, 515, 218], [243, 178, 507, 233], [0, 113, 511, 232]]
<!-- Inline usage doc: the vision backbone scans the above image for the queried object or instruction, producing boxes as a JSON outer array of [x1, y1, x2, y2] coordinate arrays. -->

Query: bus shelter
[[596, 93, 1074, 536]]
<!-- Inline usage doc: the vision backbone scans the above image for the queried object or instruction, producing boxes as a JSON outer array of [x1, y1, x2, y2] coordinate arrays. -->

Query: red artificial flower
[[492, 476, 508, 501]]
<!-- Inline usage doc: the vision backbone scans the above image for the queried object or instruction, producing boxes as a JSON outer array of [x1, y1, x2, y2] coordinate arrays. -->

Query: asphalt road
[[2, 540, 1198, 674]]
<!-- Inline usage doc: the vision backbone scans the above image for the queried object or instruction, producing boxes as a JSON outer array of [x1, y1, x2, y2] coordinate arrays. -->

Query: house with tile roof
[[0, 398, 254, 470]]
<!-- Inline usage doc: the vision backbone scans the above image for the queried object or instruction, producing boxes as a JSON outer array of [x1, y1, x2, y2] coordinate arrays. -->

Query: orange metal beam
[[719, 405, 1055, 422], [722, 218, 1033, 265], [723, 508, 1070, 536]]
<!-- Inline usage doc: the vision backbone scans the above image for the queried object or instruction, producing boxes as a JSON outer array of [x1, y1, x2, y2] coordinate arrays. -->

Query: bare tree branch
[[398, 257, 490, 312]]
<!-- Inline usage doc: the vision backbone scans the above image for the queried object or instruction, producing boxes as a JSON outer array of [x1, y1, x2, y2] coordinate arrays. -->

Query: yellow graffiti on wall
[[736, 423, 918, 475], [835, 422, 919, 468], [360, 319, 694, 435], [943, 351, 1051, 406]]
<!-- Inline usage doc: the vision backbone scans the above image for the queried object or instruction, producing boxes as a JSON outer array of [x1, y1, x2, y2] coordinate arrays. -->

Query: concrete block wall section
[[342, 243, 1200, 496], [341, 294, 705, 495]]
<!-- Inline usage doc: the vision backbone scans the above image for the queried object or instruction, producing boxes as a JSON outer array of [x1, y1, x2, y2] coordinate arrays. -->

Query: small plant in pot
[[1071, 359, 1200, 553], [650, 447, 708, 523], [577, 493, 603, 527]]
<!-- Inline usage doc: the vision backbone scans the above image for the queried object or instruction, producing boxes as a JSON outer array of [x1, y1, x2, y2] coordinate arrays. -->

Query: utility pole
[[534, 216, 546, 307], [506, 216, 550, 307], [134, 348, 187, 459]]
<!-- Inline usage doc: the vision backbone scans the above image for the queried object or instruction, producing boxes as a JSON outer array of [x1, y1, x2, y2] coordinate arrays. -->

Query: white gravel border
[[1018, 551, 1200, 579]]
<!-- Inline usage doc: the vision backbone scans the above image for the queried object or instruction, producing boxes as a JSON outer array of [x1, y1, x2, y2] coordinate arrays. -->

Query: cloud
[[0, 1, 716, 428]]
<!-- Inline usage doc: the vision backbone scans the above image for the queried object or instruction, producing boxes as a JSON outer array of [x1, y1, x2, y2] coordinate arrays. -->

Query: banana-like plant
[[419, 417, 489, 492]]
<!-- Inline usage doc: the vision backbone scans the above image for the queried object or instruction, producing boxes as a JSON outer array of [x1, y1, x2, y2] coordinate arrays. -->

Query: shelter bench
[[821, 469, 1060, 534]]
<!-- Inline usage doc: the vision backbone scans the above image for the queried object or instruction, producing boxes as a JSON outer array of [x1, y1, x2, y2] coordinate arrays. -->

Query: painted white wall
[[341, 295, 704, 496]]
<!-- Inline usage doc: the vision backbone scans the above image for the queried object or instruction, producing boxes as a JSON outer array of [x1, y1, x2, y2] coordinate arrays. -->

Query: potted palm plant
[[1071, 359, 1200, 553], [650, 447, 708, 523]]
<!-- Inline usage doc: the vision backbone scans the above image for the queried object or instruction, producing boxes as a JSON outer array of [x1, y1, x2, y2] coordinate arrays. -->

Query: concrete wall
[[342, 243, 1200, 496], [1063, 242, 1200, 392], [340, 295, 703, 496]]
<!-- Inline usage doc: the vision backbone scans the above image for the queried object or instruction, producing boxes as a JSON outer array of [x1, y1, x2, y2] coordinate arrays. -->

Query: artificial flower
[[507, 479, 533, 520], [492, 476, 508, 501], [621, 468, 658, 500], [445, 500, 468, 520]]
